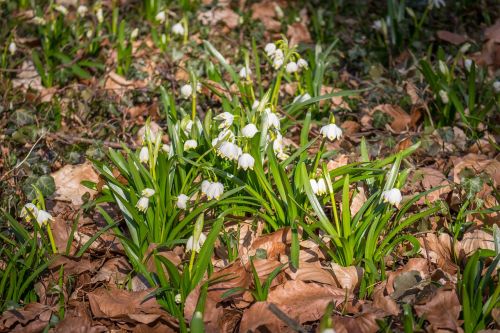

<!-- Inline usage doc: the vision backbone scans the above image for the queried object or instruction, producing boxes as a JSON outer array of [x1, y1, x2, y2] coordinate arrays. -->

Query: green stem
[[46, 224, 57, 254]]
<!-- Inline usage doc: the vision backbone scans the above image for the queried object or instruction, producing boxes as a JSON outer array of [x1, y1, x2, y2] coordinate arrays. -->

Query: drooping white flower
[[176, 194, 189, 209], [175, 294, 182, 304], [184, 139, 198, 151], [77, 5, 88, 16], [285, 61, 298, 74], [36, 210, 53, 226], [293, 93, 312, 104], [273, 133, 284, 153], [139, 146, 149, 163], [382, 188, 402, 206], [206, 182, 224, 200], [242, 124, 258, 138], [264, 109, 280, 129], [317, 178, 327, 195], [277, 151, 289, 161], [162, 144, 171, 153], [320, 124, 343, 141], [218, 141, 241, 161], [493, 81, 500, 93], [161, 33, 167, 44], [212, 128, 235, 146], [320, 329, 336, 333], [297, 58, 308, 70], [273, 57, 284, 69], [54, 5, 68, 15], [155, 11, 166, 23], [239, 66, 251, 79], [8, 42, 16, 55], [201, 180, 211, 194], [32, 17, 47, 25], [274, 49, 284, 60], [180, 84, 192, 99], [430, 0, 445, 8], [21, 203, 39, 222], [171, 22, 184, 36], [96, 8, 104, 23], [214, 112, 234, 129], [131, 28, 139, 40], [136, 196, 150, 212], [464, 59, 473, 72], [439, 90, 449, 104], [238, 153, 255, 170], [141, 188, 155, 198], [372, 19, 383, 31], [186, 232, 207, 252], [264, 43, 276, 57], [252, 100, 260, 110], [310, 179, 319, 194]]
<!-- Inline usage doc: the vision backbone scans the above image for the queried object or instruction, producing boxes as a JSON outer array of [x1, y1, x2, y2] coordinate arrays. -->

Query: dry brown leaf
[[473, 20, 500, 69], [198, 7, 240, 29], [286, 262, 336, 285], [54, 316, 105, 333], [12, 61, 43, 92], [455, 229, 494, 259], [341, 120, 360, 136], [251, 1, 282, 32], [50, 256, 95, 277], [51, 162, 99, 205], [333, 308, 387, 333], [350, 187, 367, 216], [326, 154, 349, 171], [414, 287, 463, 333], [239, 280, 349, 332], [320, 86, 351, 110], [386, 258, 431, 294], [103, 71, 148, 98], [372, 104, 411, 133], [249, 228, 291, 260], [91, 257, 131, 285], [451, 154, 500, 187], [412, 167, 452, 204], [287, 22, 312, 47], [418, 233, 458, 275], [373, 282, 400, 316], [436, 30, 468, 45], [0, 303, 53, 333], [331, 263, 363, 291]]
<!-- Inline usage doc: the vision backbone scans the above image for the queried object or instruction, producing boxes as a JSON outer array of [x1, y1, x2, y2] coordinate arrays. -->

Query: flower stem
[[46, 224, 57, 254]]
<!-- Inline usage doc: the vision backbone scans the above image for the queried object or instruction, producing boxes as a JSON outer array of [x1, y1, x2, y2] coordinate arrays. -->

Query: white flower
[[297, 58, 308, 69], [131, 28, 139, 39], [141, 188, 155, 198], [493, 81, 500, 93], [139, 146, 149, 163], [96, 8, 104, 23], [265, 43, 276, 57], [171, 22, 184, 36], [86, 29, 93, 38], [175, 294, 182, 304], [310, 179, 319, 194], [136, 196, 150, 212], [184, 119, 193, 134], [439, 90, 449, 104], [21, 203, 39, 222], [293, 93, 312, 104], [218, 141, 241, 161], [382, 188, 402, 206], [155, 11, 166, 23], [162, 144, 171, 153], [77, 5, 88, 16], [212, 128, 235, 146], [274, 49, 284, 60], [201, 180, 211, 194], [184, 139, 198, 151], [206, 182, 224, 200], [239, 66, 251, 79], [176, 194, 189, 209], [180, 84, 193, 99], [238, 153, 255, 170], [430, 0, 445, 8], [321, 329, 336, 333], [8, 42, 16, 55], [214, 112, 234, 129], [273, 133, 284, 153], [186, 232, 207, 252], [320, 124, 343, 141], [273, 57, 284, 69], [242, 124, 258, 138], [32, 17, 46, 25], [372, 19, 383, 31], [317, 178, 327, 195], [252, 100, 260, 110], [161, 34, 167, 44], [277, 151, 289, 161], [54, 5, 68, 15], [264, 109, 280, 129], [285, 62, 298, 74], [464, 59, 473, 72], [36, 210, 53, 226]]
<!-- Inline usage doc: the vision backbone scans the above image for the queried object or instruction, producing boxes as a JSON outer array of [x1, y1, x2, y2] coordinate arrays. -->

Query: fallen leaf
[[0, 303, 53, 333], [251, 1, 282, 32], [372, 104, 411, 133], [286, 262, 336, 285], [418, 233, 458, 275], [451, 154, 500, 187], [12, 61, 43, 92], [198, 7, 240, 29], [91, 257, 131, 285], [436, 30, 468, 45], [331, 263, 363, 291], [414, 287, 463, 333], [287, 22, 312, 46], [455, 229, 494, 259], [333, 308, 387, 333], [51, 162, 99, 205], [373, 281, 400, 316], [249, 228, 291, 260]]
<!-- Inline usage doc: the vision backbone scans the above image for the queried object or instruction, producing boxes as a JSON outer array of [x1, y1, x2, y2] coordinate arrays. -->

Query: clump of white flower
[[201, 181, 224, 200], [285, 61, 298, 74], [264, 109, 280, 129], [186, 232, 207, 252], [139, 146, 149, 164], [184, 139, 198, 151], [180, 84, 193, 99], [171, 22, 184, 36], [176, 194, 189, 209], [310, 178, 327, 195], [320, 123, 343, 141], [382, 188, 402, 206], [155, 11, 166, 23], [272, 133, 289, 160], [464, 59, 473, 72], [212, 128, 235, 146], [77, 5, 88, 16], [162, 144, 171, 153], [429, 0, 446, 9], [238, 153, 255, 170], [493, 81, 500, 93], [142, 188, 155, 197], [214, 112, 234, 129], [32, 17, 47, 25], [136, 188, 155, 213], [439, 90, 449, 104], [242, 123, 258, 138], [272, 49, 284, 69], [252, 100, 260, 110], [217, 141, 242, 161]]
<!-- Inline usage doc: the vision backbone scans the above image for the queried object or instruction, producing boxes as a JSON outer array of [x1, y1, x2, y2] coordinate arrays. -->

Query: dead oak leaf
[[455, 229, 494, 260], [414, 287, 463, 333], [372, 104, 411, 133], [51, 162, 99, 205], [333, 308, 387, 333], [331, 263, 364, 291], [198, 7, 240, 29], [251, 1, 282, 32], [0, 303, 53, 333], [436, 30, 468, 45], [287, 22, 312, 47]]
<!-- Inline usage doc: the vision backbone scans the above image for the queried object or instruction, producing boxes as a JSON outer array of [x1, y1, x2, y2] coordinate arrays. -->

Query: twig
[[267, 303, 308, 333], [48, 133, 138, 150], [0, 132, 46, 181]]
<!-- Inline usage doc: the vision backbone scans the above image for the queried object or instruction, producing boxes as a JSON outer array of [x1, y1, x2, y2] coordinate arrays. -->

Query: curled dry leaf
[[91, 257, 131, 285], [103, 71, 148, 98], [0, 303, 53, 333], [372, 104, 412, 133], [239, 280, 349, 332], [249, 228, 291, 260], [251, 1, 282, 32], [455, 229, 494, 260], [287, 22, 312, 47], [411, 167, 452, 204], [436, 30, 468, 45], [386, 258, 431, 294], [51, 162, 99, 205], [285, 261, 336, 286], [333, 307, 387, 333], [198, 7, 240, 30], [331, 263, 363, 291], [12, 60, 43, 92], [473, 20, 500, 69], [373, 281, 400, 316], [451, 154, 500, 186], [320, 86, 351, 110], [418, 233, 458, 275], [414, 287, 463, 333]]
